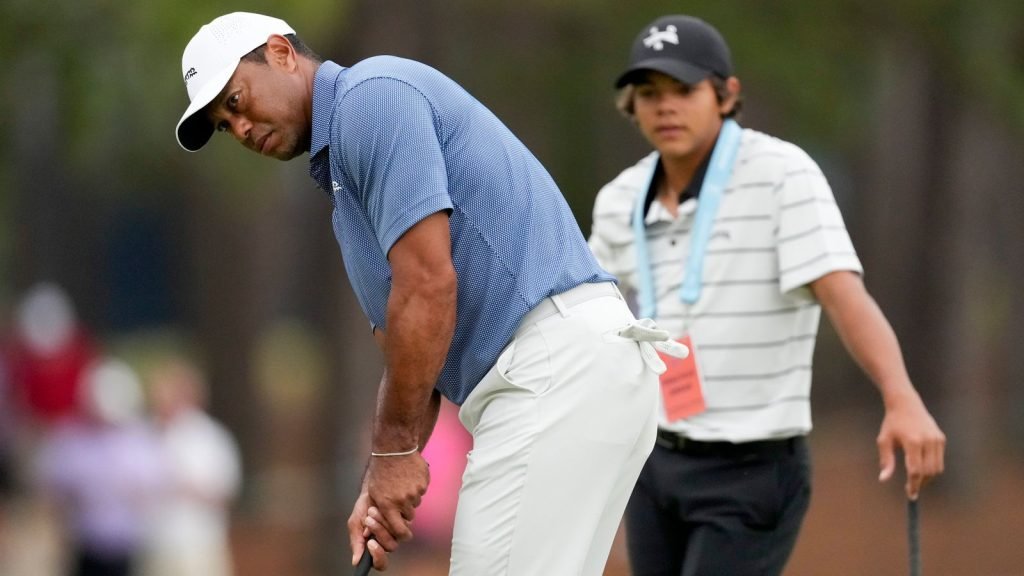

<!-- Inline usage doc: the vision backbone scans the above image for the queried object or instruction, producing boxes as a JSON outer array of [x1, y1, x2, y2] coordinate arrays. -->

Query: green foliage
[[951, 1, 1024, 130], [1, 0, 1022, 233], [1, 0, 346, 204], [4, 0, 1022, 191]]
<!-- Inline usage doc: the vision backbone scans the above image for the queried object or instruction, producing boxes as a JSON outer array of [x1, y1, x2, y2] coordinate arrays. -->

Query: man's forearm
[[420, 392, 442, 449], [371, 273, 456, 453]]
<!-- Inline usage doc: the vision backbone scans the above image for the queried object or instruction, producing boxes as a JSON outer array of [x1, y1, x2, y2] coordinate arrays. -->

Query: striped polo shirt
[[589, 128, 862, 442], [308, 58, 613, 405]]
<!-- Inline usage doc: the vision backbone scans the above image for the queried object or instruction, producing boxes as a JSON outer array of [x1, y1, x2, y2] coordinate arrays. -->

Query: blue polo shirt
[[308, 58, 613, 405]]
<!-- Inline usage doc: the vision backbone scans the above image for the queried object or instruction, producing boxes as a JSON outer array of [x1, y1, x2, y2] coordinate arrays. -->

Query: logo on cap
[[184, 67, 198, 84], [643, 25, 679, 51]]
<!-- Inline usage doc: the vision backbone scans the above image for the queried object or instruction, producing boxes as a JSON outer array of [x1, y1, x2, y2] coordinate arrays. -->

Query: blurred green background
[[2, 0, 1023, 574]]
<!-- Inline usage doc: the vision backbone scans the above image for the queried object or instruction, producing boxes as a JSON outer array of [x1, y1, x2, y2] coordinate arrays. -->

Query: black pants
[[73, 548, 133, 576], [625, 435, 812, 576]]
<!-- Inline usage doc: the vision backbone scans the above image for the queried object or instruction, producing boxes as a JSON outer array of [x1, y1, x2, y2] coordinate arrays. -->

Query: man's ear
[[265, 34, 296, 70]]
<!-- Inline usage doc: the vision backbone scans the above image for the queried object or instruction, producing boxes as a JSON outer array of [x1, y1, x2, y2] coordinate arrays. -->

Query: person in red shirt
[[6, 283, 98, 428]]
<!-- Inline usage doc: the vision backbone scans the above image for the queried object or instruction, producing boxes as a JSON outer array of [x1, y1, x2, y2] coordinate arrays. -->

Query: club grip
[[354, 547, 373, 576]]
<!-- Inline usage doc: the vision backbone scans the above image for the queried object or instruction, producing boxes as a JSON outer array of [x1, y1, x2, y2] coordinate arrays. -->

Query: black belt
[[655, 429, 801, 457]]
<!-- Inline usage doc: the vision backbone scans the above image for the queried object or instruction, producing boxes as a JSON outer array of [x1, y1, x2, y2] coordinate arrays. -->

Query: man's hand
[[367, 451, 430, 534], [348, 457, 427, 576], [877, 394, 946, 500], [351, 451, 429, 570], [348, 492, 392, 570]]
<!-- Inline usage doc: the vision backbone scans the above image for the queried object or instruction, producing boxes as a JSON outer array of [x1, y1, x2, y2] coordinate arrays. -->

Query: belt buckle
[[676, 435, 712, 455], [679, 436, 697, 451], [657, 430, 688, 452]]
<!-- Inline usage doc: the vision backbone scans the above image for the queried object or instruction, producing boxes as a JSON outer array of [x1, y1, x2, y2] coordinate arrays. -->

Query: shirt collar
[[310, 60, 346, 158], [643, 151, 712, 221]]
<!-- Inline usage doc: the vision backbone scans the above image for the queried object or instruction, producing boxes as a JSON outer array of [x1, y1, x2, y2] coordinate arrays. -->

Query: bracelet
[[371, 445, 419, 457]]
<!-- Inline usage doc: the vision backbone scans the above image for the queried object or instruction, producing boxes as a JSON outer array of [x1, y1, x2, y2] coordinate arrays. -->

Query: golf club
[[908, 498, 920, 576], [355, 546, 373, 576]]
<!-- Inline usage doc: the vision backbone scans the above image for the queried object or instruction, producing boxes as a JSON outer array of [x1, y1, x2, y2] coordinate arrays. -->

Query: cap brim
[[175, 65, 237, 152], [614, 58, 712, 88]]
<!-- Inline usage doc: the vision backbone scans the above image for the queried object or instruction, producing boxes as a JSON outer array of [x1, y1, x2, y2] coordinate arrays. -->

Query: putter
[[907, 499, 920, 576], [355, 547, 373, 576]]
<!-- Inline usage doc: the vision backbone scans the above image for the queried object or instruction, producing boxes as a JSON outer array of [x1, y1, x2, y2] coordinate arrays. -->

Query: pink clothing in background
[[416, 401, 472, 545]]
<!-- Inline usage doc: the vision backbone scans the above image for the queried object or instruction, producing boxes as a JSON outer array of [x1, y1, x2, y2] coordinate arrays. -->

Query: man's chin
[[265, 145, 301, 161], [246, 137, 306, 161], [275, 148, 305, 161]]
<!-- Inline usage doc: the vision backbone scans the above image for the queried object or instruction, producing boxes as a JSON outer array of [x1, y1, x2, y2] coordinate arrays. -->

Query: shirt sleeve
[[335, 77, 455, 255], [587, 231, 614, 272], [588, 189, 638, 295], [775, 150, 863, 295]]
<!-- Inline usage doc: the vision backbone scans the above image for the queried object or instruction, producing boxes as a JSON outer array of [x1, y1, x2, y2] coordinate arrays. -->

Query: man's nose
[[228, 116, 252, 142]]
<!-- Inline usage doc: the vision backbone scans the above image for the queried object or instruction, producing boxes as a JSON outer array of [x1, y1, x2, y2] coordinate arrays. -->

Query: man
[[7, 283, 98, 430], [174, 12, 678, 574], [37, 358, 165, 576], [142, 357, 241, 576], [588, 14, 946, 576]]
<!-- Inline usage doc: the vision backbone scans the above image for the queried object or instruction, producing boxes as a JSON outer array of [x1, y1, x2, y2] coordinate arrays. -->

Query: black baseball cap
[[615, 15, 733, 88]]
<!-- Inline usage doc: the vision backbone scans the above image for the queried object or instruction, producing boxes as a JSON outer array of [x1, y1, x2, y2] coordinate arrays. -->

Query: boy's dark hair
[[615, 75, 743, 120]]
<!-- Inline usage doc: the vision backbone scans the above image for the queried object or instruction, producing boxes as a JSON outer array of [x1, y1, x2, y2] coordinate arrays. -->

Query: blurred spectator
[[6, 282, 98, 429], [141, 357, 241, 576], [0, 283, 96, 556], [36, 358, 165, 576]]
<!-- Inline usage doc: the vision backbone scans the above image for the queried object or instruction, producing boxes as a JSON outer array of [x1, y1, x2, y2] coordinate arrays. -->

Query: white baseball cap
[[175, 12, 295, 152]]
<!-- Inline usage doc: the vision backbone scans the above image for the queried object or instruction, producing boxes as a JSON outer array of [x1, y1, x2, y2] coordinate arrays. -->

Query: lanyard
[[632, 119, 742, 318]]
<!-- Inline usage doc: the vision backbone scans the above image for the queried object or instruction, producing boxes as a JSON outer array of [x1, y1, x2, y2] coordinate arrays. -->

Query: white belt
[[517, 282, 622, 331], [516, 283, 689, 370]]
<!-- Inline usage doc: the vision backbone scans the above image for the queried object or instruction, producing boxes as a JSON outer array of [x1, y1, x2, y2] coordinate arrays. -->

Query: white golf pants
[[450, 282, 660, 575]]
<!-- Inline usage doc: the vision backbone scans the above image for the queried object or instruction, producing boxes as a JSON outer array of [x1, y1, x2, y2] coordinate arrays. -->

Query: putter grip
[[354, 547, 373, 576], [354, 545, 374, 573]]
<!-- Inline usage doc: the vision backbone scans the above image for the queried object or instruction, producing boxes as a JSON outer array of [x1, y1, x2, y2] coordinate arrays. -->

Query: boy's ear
[[721, 76, 742, 115]]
